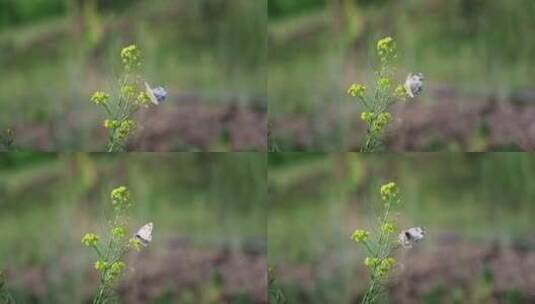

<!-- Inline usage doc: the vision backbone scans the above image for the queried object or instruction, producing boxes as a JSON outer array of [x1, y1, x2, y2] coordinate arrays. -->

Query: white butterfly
[[404, 73, 424, 98], [135, 222, 153, 247], [144, 82, 167, 105], [399, 227, 425, 248]]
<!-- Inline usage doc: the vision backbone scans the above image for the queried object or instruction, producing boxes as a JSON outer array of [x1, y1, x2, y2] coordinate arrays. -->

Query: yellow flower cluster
[[380, 182, 399, 201], [136, 91, 151, 107], [117, 120, 136, 141], [94, 260, 108, 272], [394, 84, 408, 100], [381, 222, 395, 234], [104, 119, 137, 140], [90, 91, 110, 106], [364, 257, 396, 277], [375, 112, 392, 131], [111, 186, 132, 212], [107, 261, 126, 281], [377, 257, 396, 277], [347, 84, 366, 98], [377, 36, 396, 63], [360, 111, 372, 123], [81, 233, 99, 247], [95, 260, 125, 281], [103, 119, 120, 129], [361, 112, 392, 132], [129, 237, 142, 251], [111, 226, 126, 239], [351, 229, 369, 243], [364, 257, 379, 268], [377, 78, 392, 90], [120, 85, 136, 99], [120, 45, 141, 71]]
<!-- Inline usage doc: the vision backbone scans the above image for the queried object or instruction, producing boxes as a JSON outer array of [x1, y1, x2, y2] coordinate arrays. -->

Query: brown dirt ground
[[271, 88, 535, 151], [8, 240, 267, 303], [276, 238, 535, 303], [10, 98, 266, 152], [119, 240, 267, 303], [131, 100, 267, 151]]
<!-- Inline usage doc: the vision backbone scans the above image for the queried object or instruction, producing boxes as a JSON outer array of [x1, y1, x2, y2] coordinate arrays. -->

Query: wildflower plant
[[347, 37, 424, 152], [90, 45, 167, 152], [351, 182, 424, 304], [81, 186, 152, 304]]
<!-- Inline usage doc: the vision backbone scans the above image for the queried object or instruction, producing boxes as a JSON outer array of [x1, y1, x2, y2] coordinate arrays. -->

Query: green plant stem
[[93, 245, 103, 258], [108, 140, 117, 152], [360, 200, 394, 303], [362, 240, 374, 255], [361, 132, 374, 152]]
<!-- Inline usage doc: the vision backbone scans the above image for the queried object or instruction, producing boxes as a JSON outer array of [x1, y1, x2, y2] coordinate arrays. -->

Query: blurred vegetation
[[0, 0, 266, 150], [268, 153, 535, 303], [0, 0, 137, 28], [269, 0, 324, 18], [268, 0, 535, 150], [0, 153, 266, 303]]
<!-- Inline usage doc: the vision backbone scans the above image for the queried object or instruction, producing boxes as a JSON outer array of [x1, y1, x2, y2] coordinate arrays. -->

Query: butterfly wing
[[135, 222, 153, 246], [407, 227, 425, 242], [145, 82, 160, 105], [399, 230, 412, 248], [399, 227, 425, 248], [404, 74, 415, 98]]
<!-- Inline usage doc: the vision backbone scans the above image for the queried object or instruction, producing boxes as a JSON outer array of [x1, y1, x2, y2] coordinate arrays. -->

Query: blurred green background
[[0, 153, 266, 303], [268, 153, 535, 303], [268, 0, 535, 151], [0, 0, 267, 151]]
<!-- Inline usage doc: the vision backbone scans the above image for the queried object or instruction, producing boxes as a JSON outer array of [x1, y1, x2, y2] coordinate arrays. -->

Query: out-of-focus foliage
[[0, 0, 138, 28], [269, 0, 325, 18], [0, 0, 65, 28]]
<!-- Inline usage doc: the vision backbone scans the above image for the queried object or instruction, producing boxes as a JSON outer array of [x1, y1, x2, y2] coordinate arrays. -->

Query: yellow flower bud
[[377, 37, 397, 62], [351, 229, 369, 243], [364, 257, 379, 268], [129, 237, 142, 251], [120, 45, 141, 71], [81, 233, 99, 247], [94, 260, 108, 272], [120, 85, 136, 99], [107, 261, 126, 281], [394, 84, 408, 100], [361, 111, 373, 123], [90, 91, 109, 106], [111, 226, 126, 239], [377, 78, 392, 90], [380, 182, 399, 202], [347, 84, 366, 98], [110, 186, 132, 212], [381, 222, 395, 234]]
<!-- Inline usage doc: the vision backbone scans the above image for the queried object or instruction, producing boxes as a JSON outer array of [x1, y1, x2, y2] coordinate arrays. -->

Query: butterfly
[[404, 73, 424, 98], [145, 82, 168, 105], [135, 222, 153, 247], [399, 227, 425, 248]]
